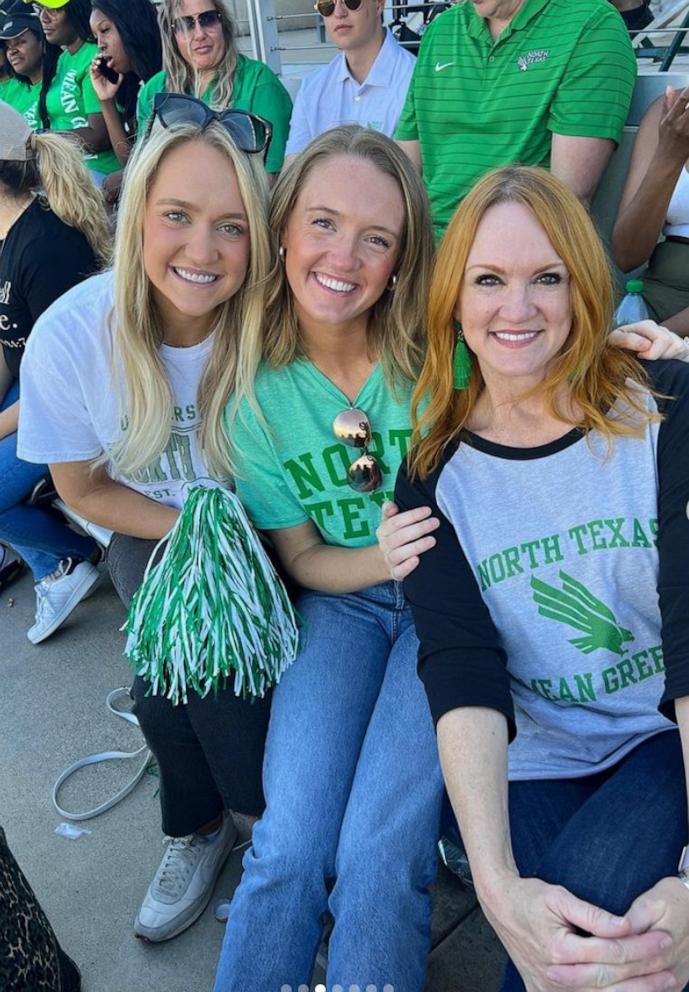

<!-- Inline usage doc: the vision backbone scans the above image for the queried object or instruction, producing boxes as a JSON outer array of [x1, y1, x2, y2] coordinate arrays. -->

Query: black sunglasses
[[173, 9, 222, 33], [314, 0, 362, 16], [148, 93, 272, 160]]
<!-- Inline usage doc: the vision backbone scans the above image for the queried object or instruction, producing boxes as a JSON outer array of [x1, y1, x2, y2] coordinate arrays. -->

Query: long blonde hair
[[109, 121, 270, 480], [3, 132, 110, 263], [158, 0, 238, 108], [410, 166, 656, 479], [254, 126, 433, 396]]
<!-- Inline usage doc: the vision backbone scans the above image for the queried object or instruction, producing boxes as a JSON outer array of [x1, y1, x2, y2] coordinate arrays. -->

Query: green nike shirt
[[395, 0, 636, 237]]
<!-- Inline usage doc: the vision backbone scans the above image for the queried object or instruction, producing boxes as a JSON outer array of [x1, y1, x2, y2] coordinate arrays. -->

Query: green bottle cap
[[625, 279, 645, 294]]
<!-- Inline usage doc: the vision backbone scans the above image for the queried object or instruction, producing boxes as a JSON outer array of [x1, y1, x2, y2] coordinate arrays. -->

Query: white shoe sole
[[134, 822, 238, 943], [28, 567, 102, 645]]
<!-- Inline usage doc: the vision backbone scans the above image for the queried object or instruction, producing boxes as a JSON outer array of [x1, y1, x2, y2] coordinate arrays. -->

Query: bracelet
[[679, 870, 689, 893]]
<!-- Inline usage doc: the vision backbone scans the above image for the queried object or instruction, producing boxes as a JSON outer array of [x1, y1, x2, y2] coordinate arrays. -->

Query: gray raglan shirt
[[396, 361, 689, 780]]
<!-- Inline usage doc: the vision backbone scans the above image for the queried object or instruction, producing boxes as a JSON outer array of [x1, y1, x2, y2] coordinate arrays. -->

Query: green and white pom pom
[[123, 486, 299, 705]]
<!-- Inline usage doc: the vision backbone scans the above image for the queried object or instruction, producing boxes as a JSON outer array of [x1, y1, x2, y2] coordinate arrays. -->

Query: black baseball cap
[[0, 11, 40, 38]]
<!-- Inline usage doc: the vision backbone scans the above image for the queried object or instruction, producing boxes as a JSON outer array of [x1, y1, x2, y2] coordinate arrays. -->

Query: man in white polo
[[283, 0, 414, 166]]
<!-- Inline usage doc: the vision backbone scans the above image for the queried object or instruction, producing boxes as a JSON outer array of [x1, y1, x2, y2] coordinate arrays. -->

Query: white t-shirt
[[18, 271, 219, 510]]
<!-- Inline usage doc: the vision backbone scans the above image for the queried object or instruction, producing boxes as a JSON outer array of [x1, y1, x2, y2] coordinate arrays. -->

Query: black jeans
[[107, 532, 271, 836]]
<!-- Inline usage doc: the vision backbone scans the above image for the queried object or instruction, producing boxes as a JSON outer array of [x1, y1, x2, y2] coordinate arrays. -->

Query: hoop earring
[[387, 273, 397, 291], [278, 245, 285, 262]]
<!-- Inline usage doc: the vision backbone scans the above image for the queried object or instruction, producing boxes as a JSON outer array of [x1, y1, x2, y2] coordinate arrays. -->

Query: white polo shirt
[[285, 28, 415, 156]]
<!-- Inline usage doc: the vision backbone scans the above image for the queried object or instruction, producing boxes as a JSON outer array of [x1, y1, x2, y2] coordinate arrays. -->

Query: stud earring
[[387, 273, 397, 291], [278, 246, 285, 262]]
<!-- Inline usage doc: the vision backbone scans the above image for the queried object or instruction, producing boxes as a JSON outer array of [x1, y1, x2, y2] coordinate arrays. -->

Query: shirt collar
[[336, 28, 398, 87]]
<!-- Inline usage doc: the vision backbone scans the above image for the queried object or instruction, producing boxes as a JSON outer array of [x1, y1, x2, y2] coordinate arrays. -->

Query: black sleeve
[[646, 360, 689, 718], [19, 228, 97, 326], [395, 450, 515, 738]]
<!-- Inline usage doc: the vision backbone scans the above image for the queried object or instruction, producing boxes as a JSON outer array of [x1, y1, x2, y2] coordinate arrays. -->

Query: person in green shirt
[[30, 0, 119, 178], [395, 0, 637, 238], [214, 125, 444, 992], [136, 0, 292, 176], [0, 10, 58, 129]]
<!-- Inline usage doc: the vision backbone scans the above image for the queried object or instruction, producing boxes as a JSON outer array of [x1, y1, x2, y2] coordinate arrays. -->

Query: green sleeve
[[229, 400, 310, 531], [548, 6, 636, 142], [246, 73, 293, 174], [395, 27, 429, 141], [136, 72, 165, 135]]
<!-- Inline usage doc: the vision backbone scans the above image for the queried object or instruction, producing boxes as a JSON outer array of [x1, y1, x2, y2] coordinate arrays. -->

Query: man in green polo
[[396, 0, 636, 238]]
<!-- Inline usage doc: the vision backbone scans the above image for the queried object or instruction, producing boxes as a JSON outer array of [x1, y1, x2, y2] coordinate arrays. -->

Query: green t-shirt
[[45, 42, 119, 175], [136, 54, 293, 173], [0, 77, 39, 125], [9, 79, 41, 128], [395, 0, 636, 237], [229, 360, 414, 547]]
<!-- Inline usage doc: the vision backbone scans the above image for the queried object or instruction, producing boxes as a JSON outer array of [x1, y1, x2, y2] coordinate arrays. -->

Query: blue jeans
[[214, 581, 444, 992], [494, 731, 689, 991], [0, 381, 96, 581]]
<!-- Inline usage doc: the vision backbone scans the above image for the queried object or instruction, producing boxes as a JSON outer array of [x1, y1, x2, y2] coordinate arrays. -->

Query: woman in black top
[[0, 101, 110, 643]]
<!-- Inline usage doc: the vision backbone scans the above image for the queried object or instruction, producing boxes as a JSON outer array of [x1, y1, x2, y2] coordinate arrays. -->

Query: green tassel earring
[[452, 322, 472, 390]]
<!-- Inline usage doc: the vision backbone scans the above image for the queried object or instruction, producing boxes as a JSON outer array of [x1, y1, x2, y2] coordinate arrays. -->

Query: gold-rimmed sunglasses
[[332, 407, 382, 493]]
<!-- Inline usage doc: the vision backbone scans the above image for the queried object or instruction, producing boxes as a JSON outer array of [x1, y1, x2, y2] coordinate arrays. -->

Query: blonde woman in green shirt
[[136, 0, 292, 176], [31, 0, 119, 180]]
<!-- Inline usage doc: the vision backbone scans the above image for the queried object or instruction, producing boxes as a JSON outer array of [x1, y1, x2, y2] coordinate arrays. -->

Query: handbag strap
[[52, 687, 153, 822]]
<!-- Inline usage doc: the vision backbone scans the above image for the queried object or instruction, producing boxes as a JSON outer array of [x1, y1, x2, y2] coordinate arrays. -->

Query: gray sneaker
[[135, 813, 238, 942], [27, 558, 101, 645]]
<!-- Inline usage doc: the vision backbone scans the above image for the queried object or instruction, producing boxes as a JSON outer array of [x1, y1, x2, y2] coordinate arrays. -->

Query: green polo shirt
[[395, 0, 636, 237], [45, 42, 119, 174], [136, 54, 293, 173]]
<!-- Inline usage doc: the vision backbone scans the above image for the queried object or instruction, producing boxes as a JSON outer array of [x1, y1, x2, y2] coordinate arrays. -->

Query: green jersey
[[229, 360, 414, 547], [395, 0, 636, 237], [136, 54, 293, 174], [45, 42, 119, 175]]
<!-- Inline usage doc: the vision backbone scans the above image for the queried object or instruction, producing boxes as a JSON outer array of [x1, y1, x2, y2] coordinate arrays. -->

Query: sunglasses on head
[[314, 0, 362, 17], [149, 93, 272, 159], [173, 9, 222, 33], [332, 407, 382, 493]]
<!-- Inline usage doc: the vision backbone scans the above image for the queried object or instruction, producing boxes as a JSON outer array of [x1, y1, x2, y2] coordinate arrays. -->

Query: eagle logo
[[530, 571, 635, 656]]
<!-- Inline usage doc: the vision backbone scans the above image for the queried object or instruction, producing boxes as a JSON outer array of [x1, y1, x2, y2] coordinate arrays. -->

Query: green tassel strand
[[123, 486, 299, 705], [452, 330, 472, 390]]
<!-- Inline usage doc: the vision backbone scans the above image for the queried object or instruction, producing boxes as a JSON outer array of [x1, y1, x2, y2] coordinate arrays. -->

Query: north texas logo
[[517, 49, 549, 71], [531, 571, 634, 656]]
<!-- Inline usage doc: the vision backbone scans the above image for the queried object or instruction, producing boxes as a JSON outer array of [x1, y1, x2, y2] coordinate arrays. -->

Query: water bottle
[[613, 279, 649, 327]]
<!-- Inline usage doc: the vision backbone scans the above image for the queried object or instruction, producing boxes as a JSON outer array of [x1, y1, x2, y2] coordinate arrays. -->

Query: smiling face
[[173, 0, 226, 74], [456, 200, 572, 391], [89, 8, 130, 75], [6, 30, 43, 80], [281, 154, 404, 338], [324, 0, 384, 54], [142, 138, 250, 343]]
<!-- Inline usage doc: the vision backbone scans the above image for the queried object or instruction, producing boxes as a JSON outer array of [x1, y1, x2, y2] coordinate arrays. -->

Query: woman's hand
[[376, 501, 439, 580], [89, 56, 122, 104], [615, 877, 689, 991], [485, 876, 675, 992], [609, 320, 689, 362], [657, 86, 689, 166]]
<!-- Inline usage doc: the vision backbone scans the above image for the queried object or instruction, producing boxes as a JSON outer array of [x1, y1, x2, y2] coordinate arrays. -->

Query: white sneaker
[[135, 813, 238, 942], [27, 558, 101, 644]]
